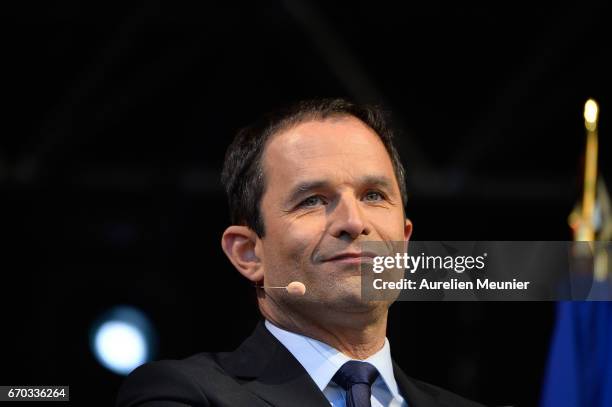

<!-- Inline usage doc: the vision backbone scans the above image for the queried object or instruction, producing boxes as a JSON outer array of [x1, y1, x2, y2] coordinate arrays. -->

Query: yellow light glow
[[584, 99, 599, 128]]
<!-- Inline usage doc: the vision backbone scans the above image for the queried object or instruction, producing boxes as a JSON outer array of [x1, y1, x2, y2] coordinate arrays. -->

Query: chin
[[332, 288, 377, 310]]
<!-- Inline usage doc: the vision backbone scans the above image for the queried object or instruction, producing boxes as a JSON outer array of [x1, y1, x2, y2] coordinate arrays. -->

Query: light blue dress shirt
[[265, 320, 408, 407]]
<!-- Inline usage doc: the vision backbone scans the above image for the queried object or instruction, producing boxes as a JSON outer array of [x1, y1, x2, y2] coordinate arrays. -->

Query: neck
[[259, 295, 388, 360]]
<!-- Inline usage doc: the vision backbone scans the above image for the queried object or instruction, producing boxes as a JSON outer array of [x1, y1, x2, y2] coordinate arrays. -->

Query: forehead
[[262, 116, 396, 187]]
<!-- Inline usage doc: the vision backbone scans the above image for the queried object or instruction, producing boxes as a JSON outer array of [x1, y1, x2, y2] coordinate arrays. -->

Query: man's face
[[257, 116, 411, 311]]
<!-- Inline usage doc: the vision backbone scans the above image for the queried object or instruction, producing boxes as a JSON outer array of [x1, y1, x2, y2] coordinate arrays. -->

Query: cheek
[[369, 209, 406, 238], [287, 222, 323, 262], [264, 219, 323, 270]]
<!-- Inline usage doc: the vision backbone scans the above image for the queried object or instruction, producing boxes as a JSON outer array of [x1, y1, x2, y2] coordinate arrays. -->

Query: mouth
[[323, 252, 377, 264]]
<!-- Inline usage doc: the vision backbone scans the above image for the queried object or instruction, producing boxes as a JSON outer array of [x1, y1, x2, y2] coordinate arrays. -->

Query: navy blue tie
[[332, 361, 380, 407]]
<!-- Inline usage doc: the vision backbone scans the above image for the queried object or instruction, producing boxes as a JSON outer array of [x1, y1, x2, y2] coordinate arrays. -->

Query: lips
[[324, 251, 377, 263]]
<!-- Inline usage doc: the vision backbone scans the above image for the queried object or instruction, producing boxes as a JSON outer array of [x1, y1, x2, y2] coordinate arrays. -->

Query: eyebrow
[[285, 175, 396, 206]]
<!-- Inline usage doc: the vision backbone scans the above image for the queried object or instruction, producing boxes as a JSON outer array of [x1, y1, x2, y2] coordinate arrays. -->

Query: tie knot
[[332, 361, 380, 391]]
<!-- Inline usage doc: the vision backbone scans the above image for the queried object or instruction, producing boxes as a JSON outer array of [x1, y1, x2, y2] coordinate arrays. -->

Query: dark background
[[3, 1, 611, 406]]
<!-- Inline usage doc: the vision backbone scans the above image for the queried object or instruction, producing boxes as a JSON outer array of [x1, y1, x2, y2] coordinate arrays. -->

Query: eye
[[299, 195, 327, 208], [363, 190, 385, 202]]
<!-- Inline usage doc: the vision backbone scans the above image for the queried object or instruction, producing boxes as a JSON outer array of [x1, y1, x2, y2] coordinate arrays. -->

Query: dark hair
[[221, 98, 408, 237]]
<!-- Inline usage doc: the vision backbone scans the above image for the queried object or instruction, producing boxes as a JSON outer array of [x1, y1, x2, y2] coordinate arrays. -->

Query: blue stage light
[[91, 306, 155, 375]]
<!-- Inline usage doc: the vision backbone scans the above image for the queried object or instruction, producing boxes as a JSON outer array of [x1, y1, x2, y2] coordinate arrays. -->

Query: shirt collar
[[264, 320, 402, 399]]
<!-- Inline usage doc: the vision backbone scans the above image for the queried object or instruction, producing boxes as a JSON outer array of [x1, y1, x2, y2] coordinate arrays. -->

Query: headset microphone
[[257, 281, 306, 296]]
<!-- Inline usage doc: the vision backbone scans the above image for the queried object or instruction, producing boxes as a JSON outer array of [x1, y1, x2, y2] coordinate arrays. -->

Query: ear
[[221, 225, 263, 283], [403, 218, 413, 252]]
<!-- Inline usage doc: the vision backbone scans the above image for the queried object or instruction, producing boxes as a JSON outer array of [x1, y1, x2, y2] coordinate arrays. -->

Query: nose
[[328, 194, 371, 239]]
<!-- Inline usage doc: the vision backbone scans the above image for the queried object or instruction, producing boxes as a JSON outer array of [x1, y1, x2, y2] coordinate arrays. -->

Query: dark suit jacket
[[117, 321, 485, 407]]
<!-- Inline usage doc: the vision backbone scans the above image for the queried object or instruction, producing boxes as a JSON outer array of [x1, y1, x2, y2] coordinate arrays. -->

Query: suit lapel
[[393, 361, 442, 407], [220, 321, 330, 407]]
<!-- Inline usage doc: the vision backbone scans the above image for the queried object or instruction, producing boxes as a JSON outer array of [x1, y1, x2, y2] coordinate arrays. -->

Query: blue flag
[[541, 301, 612, 407]]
